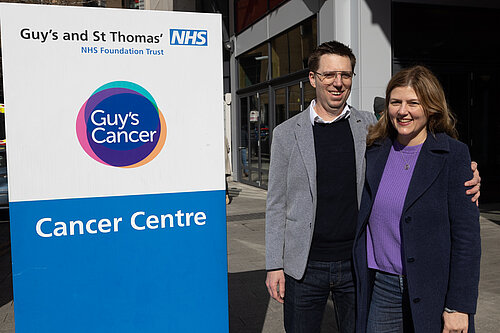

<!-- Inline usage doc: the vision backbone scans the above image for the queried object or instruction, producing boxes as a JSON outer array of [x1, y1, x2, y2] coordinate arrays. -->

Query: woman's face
[[388, 86, 428, 146]]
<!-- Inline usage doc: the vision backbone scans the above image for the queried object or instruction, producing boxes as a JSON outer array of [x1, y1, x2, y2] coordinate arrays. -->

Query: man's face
[[309, 54, 353, 114]]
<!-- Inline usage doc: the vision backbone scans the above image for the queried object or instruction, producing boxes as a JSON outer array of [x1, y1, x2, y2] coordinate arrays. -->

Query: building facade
[[229, 0, 500, 202]]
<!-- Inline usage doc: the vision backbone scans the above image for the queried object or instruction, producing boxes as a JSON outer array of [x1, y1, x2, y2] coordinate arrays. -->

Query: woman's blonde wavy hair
[[366, 65, 458, 146]]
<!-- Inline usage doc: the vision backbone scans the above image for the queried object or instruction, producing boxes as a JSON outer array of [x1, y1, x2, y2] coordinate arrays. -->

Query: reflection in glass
[[275, 88, 286, 126], [271, 33, 289, 78], [289, 84, 301, 119], [237, 15, 318, 188], [240, 97, 249, 180], [260, 92, 270, 187], [304, 80, 316, 109], [239, 44, 269, 89], [271, 16, 317, 79], [250, 170, 260, 183], [288, 18, 316, 73], [261, 171, 269, 187], [249, 95, 259, 177]]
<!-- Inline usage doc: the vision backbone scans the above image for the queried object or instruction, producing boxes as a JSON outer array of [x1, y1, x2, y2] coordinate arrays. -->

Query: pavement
[[0, 184, 499, 332], [227, 183, 500, 333]]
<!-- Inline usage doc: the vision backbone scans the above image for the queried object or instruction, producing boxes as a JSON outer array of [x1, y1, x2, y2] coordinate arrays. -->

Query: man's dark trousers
[[284, 259, 355, 333]]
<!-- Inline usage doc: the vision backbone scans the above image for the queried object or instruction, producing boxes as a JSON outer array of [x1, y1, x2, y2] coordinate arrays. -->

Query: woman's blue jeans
[[367, 270, 414, 333]]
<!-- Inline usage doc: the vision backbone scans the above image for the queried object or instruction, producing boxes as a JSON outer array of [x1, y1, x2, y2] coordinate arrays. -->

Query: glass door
[[303, 78, 315, 108], [288, 83, 302, 119], [239, 90, 269, 188], [248, 94, 259, 184], [259, 92, 270, 187], [239, 96, 250, 182], [239, 79, 313, 188], [273, 80, 313, 126]]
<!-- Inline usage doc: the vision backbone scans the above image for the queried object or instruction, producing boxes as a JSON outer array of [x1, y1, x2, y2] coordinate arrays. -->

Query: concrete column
[[356, 0, 392, 112], [144, 0, 172, 11], [320, 0, 391, 112], [318, 0, 335, 43]]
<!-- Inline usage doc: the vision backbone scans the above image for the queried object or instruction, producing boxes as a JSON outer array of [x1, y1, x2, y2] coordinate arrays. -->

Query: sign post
[[0, 4, 228, 332]]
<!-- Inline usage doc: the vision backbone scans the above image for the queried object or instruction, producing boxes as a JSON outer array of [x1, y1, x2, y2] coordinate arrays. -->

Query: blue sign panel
[[10, 190, 228, 332]]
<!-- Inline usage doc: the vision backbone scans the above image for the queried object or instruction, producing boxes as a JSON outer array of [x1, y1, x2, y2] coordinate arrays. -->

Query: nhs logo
[[170, 29, 208, 46]]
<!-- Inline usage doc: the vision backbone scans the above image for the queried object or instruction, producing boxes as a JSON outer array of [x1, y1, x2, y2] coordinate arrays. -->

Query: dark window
[[238, 44, 269, 89], [288, 84, 301, 119], [274, 87, 286, 126], [393, 3, 500, 64], [271, 17, 316, 78], [238, 16, 316, 90], [304, 80, 315, 108], [271, 33, 289, 78], [393, 3, 500, 202]]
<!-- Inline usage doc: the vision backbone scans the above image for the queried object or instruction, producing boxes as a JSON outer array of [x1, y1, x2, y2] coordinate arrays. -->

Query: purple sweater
[[366, 140, 423, 275]]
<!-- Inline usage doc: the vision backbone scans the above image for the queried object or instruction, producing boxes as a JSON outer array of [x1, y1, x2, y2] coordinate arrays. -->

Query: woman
[[353, 66, 481, 333]]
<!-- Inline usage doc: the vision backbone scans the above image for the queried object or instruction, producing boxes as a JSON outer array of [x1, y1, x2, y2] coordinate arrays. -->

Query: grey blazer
[[265, 105, 377, 280]]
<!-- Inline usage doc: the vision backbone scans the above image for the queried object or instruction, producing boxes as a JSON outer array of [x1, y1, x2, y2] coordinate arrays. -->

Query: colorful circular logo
[[76, 81, 166, 168]]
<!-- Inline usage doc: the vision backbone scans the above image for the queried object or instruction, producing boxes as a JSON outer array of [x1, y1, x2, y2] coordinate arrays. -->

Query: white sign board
[[0, 4, 228, 332]]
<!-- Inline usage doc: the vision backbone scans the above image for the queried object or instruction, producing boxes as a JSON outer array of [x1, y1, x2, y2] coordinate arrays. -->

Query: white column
[[144, 0, 172, 11], [321, 0, 392, 112], [356, 0, 392, 112]]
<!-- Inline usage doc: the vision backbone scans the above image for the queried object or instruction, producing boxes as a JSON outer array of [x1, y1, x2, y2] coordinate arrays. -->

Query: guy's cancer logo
[[76, 81, 166, 167]]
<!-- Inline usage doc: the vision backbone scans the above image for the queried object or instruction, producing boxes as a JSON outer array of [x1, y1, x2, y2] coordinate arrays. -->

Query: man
[[373, 96, 385, 120], [265, 41, 480, 333]]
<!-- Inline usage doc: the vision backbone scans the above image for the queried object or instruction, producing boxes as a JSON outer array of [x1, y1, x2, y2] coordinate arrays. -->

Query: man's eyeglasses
[[314, 71, 356, 84]]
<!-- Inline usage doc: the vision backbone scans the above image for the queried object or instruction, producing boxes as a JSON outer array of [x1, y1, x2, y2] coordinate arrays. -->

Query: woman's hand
[[442, 311, 469, 333]]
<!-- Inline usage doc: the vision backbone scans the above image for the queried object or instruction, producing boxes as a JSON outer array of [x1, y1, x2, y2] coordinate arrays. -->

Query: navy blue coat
[[353, 132, 481, 333]]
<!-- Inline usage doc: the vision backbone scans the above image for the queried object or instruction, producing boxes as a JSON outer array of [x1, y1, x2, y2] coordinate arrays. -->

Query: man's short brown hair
[[308, 40, 356, 73]]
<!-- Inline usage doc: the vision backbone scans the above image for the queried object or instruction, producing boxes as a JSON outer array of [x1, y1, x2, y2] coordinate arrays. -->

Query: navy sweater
[[309, 119, 358, 262]]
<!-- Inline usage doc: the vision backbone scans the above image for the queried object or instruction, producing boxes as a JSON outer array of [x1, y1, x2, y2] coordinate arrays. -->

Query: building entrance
[[393, 2, 500, 202], [437, 66, 500, 202], [239, 91, 270, 187], [238, 78, 315, 189]]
